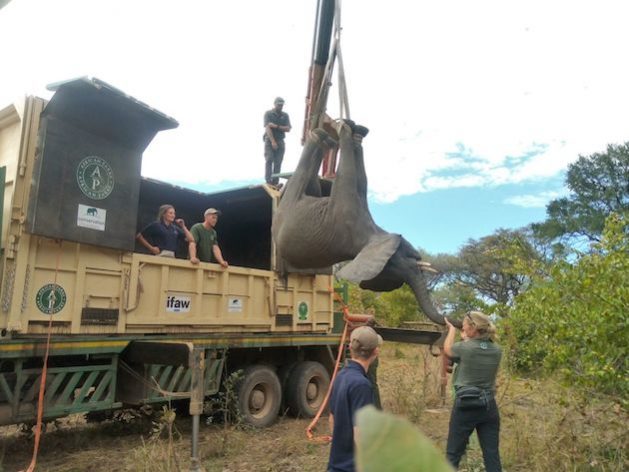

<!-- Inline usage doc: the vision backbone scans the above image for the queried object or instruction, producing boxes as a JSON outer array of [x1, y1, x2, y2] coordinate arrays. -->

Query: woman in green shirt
[[444, 311, 502, 472]]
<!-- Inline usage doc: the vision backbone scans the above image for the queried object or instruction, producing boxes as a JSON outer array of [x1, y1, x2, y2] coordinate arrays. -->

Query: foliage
[[432, 282, 489, 318], [204, 369, 244, 427], [532, 142, 629, 244], [455, 229, 538, 308], [346, 281, 385, 316], [378, 285, 425, 326], [506, 214, 629, 398], [417, 249, 460, 291], [356, 406, 453, 472], [345, 281, 422, 327]]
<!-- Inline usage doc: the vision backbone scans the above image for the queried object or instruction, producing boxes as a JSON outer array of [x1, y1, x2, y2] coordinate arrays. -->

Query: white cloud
[[504, 190, 567, 209], [1, 0, 628, 204]]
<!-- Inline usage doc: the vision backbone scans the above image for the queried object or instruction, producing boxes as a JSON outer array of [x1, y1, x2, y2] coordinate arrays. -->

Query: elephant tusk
[[417, 261, 438, 274]]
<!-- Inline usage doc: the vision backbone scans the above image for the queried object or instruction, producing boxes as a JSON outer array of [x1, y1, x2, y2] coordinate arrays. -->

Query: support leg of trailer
[[189, 347, 205, 472]]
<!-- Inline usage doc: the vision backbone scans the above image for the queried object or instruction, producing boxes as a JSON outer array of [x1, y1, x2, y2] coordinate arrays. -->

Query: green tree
[[532, 143, 629, 244], [449, 228, 540, 316], [346, 281, 385, 316], [432, 282, 489, 316], [417, 248, 460, 291], [506, 214, 629, 398], [378, 285, 421, 327]]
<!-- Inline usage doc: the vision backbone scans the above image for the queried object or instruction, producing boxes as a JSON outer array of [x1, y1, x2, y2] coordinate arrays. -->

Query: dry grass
[[1, 343, 626, 471]]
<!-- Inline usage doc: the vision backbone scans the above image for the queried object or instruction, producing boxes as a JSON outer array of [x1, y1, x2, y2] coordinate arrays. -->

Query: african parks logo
[[35, 284, 67, 314], [298, 301, 309, 321], [76, 156, 115, 200]]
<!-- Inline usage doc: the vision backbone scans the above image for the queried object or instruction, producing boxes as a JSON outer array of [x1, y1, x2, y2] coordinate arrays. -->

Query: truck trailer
[[0, 77, 343, 429]]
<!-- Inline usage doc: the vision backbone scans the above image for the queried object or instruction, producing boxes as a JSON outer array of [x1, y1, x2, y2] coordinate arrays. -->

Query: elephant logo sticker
[[76, 156, 114, 200], [298, 301, 309, 321], [77, 204, 106, 231], [35, 284, 67, 314]]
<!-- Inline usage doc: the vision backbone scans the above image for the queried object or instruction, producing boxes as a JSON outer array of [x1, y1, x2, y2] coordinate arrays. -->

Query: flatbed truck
[[0, 77, 342, 428]]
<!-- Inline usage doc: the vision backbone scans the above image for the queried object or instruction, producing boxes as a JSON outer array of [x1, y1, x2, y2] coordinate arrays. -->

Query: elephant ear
[[359, 273, 404, 292], [336, 234, 401, 283]]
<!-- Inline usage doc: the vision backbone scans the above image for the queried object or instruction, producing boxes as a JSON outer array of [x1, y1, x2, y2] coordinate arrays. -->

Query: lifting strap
[[311, 0, 351, 130], [313, 0, 351, 178], [21, 240, 63, 472], [306, 288, 375, 442]]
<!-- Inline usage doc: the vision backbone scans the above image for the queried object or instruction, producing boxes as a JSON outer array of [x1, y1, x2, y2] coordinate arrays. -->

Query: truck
[[0, 77, 345, 429]]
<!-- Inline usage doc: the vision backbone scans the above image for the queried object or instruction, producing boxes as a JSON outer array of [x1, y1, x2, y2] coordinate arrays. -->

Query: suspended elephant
[[272, 121, 448, 326]]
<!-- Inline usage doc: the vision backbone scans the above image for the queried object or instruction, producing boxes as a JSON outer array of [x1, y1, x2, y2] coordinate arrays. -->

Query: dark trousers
[[264, 140, 285, 185], [446, 398, 502, 472]]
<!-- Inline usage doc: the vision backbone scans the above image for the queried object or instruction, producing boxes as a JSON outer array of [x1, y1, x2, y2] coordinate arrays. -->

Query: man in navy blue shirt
[[328, 326, 383, 472]]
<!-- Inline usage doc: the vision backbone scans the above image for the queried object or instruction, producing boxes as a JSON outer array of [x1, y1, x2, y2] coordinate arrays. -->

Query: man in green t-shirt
[[189, 208, 228, 268]]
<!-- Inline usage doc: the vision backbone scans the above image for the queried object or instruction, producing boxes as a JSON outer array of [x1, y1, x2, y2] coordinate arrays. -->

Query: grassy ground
[[1, 343, 626, 471]]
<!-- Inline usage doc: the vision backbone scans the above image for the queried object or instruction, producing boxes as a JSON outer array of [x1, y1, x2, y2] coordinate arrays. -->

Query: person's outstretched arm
[[213, 244, 228, 269]]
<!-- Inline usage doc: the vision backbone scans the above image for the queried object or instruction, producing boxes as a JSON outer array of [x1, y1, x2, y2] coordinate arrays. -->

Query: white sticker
[[77, 204, 106, 231], [228, 298, 243, 313], [166, 295, 191, 313]]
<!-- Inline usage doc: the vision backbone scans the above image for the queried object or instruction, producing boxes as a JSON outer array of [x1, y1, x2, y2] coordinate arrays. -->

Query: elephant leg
[[353, 135, 368, 206], [330, 122, 369, 206], [282, 129, 333, 203]]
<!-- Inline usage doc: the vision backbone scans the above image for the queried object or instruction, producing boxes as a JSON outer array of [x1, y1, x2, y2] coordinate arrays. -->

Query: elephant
[[272, 121, 448, 326]]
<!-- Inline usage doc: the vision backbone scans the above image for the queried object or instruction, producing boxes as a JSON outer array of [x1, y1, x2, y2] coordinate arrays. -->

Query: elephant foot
[[353, 124, 369, 138], [339, 119, 369, 143], [309, 128, 337, 148], [339, 119, 369, 137]]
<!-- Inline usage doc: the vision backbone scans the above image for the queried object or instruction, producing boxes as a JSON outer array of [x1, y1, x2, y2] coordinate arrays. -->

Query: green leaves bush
[[506, 214, 628, 399]]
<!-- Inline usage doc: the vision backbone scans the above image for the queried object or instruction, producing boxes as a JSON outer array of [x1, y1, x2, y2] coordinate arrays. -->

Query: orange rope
[[306, 289, 353, 442], [21, 240, 63, 472]]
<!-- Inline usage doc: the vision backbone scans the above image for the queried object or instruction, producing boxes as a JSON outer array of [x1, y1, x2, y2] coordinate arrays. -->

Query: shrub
[[506, 214, 628, 399]]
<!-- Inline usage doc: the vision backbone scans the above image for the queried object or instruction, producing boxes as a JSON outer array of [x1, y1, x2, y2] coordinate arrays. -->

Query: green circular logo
[[36, 284, 67, 314], [298, 302, 309, 321], [77, 156, 115, 200]]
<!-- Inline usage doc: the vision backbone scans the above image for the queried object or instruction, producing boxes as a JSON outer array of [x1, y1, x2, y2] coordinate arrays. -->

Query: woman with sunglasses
[[444, 311, 502, 471]]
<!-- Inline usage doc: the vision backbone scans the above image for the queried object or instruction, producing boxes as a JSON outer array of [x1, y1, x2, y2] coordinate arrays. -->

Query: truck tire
[[286, 361, 330, 418], [237, 365, 281, 428]]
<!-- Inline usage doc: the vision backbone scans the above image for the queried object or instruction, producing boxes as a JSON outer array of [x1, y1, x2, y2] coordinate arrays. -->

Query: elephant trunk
[[407, 270, 446, 326]]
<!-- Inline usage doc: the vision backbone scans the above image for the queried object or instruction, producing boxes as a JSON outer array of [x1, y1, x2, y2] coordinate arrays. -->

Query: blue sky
[[2, 0, 628, 255], [180, 176, 562, 255]]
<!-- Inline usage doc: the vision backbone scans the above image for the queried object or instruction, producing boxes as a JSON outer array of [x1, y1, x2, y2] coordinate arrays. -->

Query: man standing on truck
[[189, 208, 229, 268], [328, 326, 382, 472], [263, 97, 291, 187]]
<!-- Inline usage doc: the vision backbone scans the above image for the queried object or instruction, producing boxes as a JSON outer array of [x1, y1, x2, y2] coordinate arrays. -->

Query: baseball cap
[[350, 326, 383, 352], [204, 208, 222, 217], [274, 97, 285, 105]]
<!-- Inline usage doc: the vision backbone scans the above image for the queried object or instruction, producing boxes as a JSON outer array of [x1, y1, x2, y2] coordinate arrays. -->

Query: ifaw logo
[[76, 156, 115, 200], [166, 295, 191, 313]]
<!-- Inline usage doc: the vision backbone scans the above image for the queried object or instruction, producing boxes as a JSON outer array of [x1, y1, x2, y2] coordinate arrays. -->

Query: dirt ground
[[0, 344, 449, 472], [1, 401, 451, 472], [1, 343, 626, 471]]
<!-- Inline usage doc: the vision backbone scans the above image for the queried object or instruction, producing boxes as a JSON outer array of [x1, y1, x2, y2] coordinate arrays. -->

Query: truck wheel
[[286, 361, 330, 418], [237, 365, 281, 428]]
